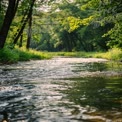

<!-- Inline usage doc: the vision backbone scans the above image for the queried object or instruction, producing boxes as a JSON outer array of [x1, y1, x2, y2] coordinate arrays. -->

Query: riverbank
[[0, 48, 50, 64], [0, 47, 122, 64]]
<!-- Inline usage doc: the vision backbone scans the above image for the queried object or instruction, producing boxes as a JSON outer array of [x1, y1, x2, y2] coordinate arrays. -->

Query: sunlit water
[[0, 57, 122, 122]]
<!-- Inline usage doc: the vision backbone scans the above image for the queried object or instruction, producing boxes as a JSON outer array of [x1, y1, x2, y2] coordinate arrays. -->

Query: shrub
[[0, 48, 19, 63], [105, 48, 122, 60], [15, 49, 31, 61], [94, 48, 122, 60]]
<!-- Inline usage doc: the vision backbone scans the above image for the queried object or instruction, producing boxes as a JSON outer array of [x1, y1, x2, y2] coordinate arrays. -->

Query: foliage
[[80, 0, 122, 48], [30, 0, 112, 52], [0, 47, 50, 64], [0, 47, 122, 64], [0, 48, 19, 63], [21, 48, 51, 59], [104, 48, 122, 60], [0, 0, 122, 60], [94, 48, 122, 60], [0, 0, 8, 28], [62, 16, 94, 32]]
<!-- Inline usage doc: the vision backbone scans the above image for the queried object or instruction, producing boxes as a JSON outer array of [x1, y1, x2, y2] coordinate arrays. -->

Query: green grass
[[15, 48, 51, 61], [94, 48, 122, 61], [45, 48, 122, 61], [0, 48, 19, 63], [0, 47, 51, 64], [0, 47, 122, 64], [45, 51, 97, 58]]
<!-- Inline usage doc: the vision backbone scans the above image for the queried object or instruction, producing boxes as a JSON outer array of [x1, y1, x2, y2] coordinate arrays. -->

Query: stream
[[0, 57, 122, 122]]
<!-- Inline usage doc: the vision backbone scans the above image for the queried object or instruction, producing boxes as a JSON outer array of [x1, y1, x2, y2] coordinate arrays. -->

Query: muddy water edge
[[0, 57, 122, 122]]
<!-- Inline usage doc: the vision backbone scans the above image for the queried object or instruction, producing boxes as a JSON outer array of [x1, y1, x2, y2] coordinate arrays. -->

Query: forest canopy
[[0, 0, 122, 51]]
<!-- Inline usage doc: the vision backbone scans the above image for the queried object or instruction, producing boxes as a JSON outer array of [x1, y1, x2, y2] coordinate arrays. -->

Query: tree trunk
[[13, 8, 29, 42], [13, 20, 27, 45], [0, 0, 20, 49], [26, 9, 32, 49], [26, 15, 32, 49], [26, 0, 35, 49], [19, 34, 23, 47], [14, 0, 35, 48]]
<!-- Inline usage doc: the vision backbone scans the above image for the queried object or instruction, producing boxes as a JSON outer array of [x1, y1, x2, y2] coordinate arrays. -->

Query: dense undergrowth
[[0, 47, 122, 64], [0, 47, 50, 64], [94, 48, 122, 61]]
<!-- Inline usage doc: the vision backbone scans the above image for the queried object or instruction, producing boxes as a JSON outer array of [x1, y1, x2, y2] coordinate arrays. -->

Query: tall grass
[[45, 51, 96, 58], [94, 48, 122, 61], [0, 47, 122, 64], [0, 48, 19, 63], [46, 48, 122, 61], [0, 47, 50, 64]]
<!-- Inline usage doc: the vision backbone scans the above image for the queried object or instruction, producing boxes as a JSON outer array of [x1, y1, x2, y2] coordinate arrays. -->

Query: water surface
[[0, 57, 122, 122]]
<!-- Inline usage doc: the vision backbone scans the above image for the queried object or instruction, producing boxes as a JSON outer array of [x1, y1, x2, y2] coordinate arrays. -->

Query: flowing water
[[0, 57, 122, 122]]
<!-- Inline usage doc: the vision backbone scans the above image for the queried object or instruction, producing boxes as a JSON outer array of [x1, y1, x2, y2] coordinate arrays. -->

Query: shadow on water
[[72, 61, 122, 72], [61, 77, 122, 110], [72, 62, 108, 72], [59, 61, 122, 121], [0, 58, 122, 121]]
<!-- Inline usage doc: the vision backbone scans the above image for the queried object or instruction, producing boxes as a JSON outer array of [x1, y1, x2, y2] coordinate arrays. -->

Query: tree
[[13, 0, 35, 49], [81, 0, 122, 48], [0, 0, 20, 49], [0, 0, 38, 49], [26, 0, 35, 49]]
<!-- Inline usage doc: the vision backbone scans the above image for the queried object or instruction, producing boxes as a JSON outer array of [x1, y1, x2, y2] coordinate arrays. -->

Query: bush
[[26, 49, 51, 59], [15, 49, 31, 61], [0, 48, 19, 63], [1, 47, 121, 64], [107, 48, 122, 60], [94, 48, 122, 61], [0, 47, 51, 64]]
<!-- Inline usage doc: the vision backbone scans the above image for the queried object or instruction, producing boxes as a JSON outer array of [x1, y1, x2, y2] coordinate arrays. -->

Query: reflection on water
[[0, 58, 122, 122], [72, 62, 108, 72], [61, 77, 122, 120]]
